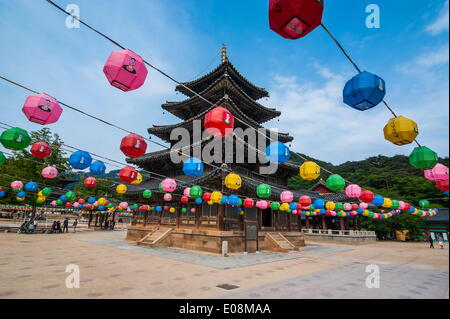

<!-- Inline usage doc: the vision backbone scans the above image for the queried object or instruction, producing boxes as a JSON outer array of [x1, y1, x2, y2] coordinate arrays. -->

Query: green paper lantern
[[181, 208, 187, 213], [0, 127, 31, 150], [256, 184, 272, 198], [409, 146, 438, 169], [158, 183, 163, 192], [108, 203, 113, 208], [237, 199, 243, 206], [132, 204, 139, 210], [419, 200, 430, 208], [56, 199, 63, 206], [41, 187, 52, 196], [335, 202, 344, 211], [190, 186, 203, 199], [326, 174, 346, 191], [0, 152, 6, 164], [65, 191, 76, 201], [142, 189, 152, 199], [270, 201, 280, 210], [391, 200, 399, 209]]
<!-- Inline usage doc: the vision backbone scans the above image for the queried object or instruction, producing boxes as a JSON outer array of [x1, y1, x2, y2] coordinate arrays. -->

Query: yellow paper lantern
[[98, 197, 107, 206], [306, 212, 310, 216], [383, 116, 419, 146], [38, 191, 43, 197], [211, 191, 222, 204], [325, 201, 335, 210], [299, 161, 321, 181], [37, 196, 46, 202], [169, 207, 175, 213], [280, 203, 290, 211], [382, 198, 392, 208], [131, 172, 143, 185], [224, 173, 242, 190], [16, 197, 24, 201], [362, 210, 369, 216], [207, 200, 213, 205], [116, 184, 127, 194]]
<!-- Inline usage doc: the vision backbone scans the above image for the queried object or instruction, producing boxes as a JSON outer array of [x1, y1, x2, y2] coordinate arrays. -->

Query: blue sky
[[0, 0, 448, 169]]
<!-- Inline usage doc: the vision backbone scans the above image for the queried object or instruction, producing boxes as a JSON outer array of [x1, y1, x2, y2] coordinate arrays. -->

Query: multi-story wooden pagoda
[[124, 46, 354, 253]]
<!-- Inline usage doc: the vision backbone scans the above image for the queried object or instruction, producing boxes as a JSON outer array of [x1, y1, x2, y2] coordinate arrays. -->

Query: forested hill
[[289, 153, 449, 208]]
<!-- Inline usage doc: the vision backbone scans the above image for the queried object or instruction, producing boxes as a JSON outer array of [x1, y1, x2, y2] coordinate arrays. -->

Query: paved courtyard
[[0, 230, 448, 299]]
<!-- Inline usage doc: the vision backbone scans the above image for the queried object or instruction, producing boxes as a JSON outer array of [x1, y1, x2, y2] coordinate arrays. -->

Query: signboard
[[245, 224, 258, 240]]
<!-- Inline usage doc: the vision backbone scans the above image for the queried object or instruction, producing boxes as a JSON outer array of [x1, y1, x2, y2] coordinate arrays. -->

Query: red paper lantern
[[120, 133, 147, 158], [78, 198, 86, 205], [269, 0, 324, 40], [118, 166, 138, 183], [30, 141, 52, 159], [404, 203, 411, 211], [65, 202, 71, 207], [181, 196, 189, 204], [202, 192, 212, 202], [243, 198, 254, 208], [351, 203, 359, 211], [359, 190, 374, 203], [84, 177, 97, 188], [436, 179, 449, 191], [298, 195, 311, 207], [204, 107, 234, 138]]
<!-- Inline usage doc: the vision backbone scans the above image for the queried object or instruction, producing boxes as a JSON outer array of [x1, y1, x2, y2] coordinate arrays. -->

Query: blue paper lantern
[[87, 197, 96, 204], [17, 191, 26, 198], [228, 195, 240, 206], [380, 214, 385, 219], [290, 203, 297, 211], [78, 204, 84, 209], [98, 205, 105, 211], [313, 199, 325, 209], [155, 206, 162, 212], [183, 157, 204, 177], [408, 206, 416, 213], [194, 198, 203, 205], [357, 208, 363, 213], [69, 150, 92, 169], [372, 195, 384, 207], [444, 191, 449, 196], [266, 142, 290, 164], [237, 207, 243, 213], [60, 195, 67, 202], [221, 196, 228, 205], [24, 181, 38, 192], [343, 71, 386, 111], [90, 161, 106, 175], [0, 191, 5, 198], [301, 211, 306, 216]]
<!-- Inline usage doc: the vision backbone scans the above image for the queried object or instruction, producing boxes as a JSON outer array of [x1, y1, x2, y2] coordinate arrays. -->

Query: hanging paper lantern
[[270, 201, 280, 210], [256, 200, 269, 210], [163, 193, 172, 202], [221, 196, 229, 205], [299, 195, 311, 207], [65, 191, 76, 201], [131, 172, 143, 185], [0, 191, 5, 198], [0, 127, 31, 150], [0, 152, 6, 164], [189, 186, 203, 199], [183, 158, 204, 177], [382, 198, 392, 208], [228, 195, 240, 206], [313, 199, 325, 209], [335, 203, 344, 211], [16, 191, 26, 199], [242, 198, 254, 208], [21, 93, 63, 125], [359, 190, 374, 203], [181, 196, 189, 204], [280, 203, 291, 212], [24, 182, 38, 192], [78, 198, 86, 205], [419, 200, 430, 208], [10, 181, 23, 191], [90, 161, 106, 175], [103, 49, 148, 92], [409, 146, 438, 169], [299, 161, 320, 180], [116, 184, 127, 194], [360, 202, 368, 210], [142, 189, 152, 199], [69, 151, 93, 170], [204, 106, 234, 138], [391, 200, 400, 209], [119, 166, 138, 183], [211, 191, 223, 204], [195, 198, 203, 205], [119, 202, 129, 209], [202, 192, 212, 202], [269, 0, 324, 39], [372, 195, 384, 206], [345, 184, 361, 198], [326, 174, 345, 191], [224, 173, 242, 190], [183, 188, 191, 197], [280, 191, 293, 203], [343, 203, 352, 211], [168, 207, 175, 214], [343, 71, 386, 111], [120, 133, 147, 158], [41, 166, 58, 179], [30, 141, 52, 159], [383, 116, 419, 146], [256, 184, 272, 198], [161, 178, 177, 192], [325, 201, 335, 211], [84, 177, 97, 188], [424, 163, 449, 182], [436, 179, 449, 191], [266, 142, 290, 164], [41, 187, 52, 196]]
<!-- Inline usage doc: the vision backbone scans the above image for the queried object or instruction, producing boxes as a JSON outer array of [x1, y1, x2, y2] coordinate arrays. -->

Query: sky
[[0, 0, 448, 170]]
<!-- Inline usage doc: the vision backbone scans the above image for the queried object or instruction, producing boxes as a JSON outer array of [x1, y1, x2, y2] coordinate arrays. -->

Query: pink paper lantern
[[398, 201, 405, 210], [280, 191, 293, 203], [190, 208, 196, 213], [256, 200, 269, 210], [292, 210, 298, 215], [359, 202, 368, 210], [344, 203, 352, 211], [345, 184, 362, 198], [119, 202, 128, 209], [331, 211, 337, 217], [22, 93, 63, 125], [41, 166, 58, 179], [103, 49, 148, 92], [93, 201, 99, 207], [51, 200, 57, 207], [10, 181, 23, 190], [161, 178, 177, 192], [183, 188, 191, 197], [424, 163, 449, 182], [163, 193, 172, 202], [73, 202, 79, 208]]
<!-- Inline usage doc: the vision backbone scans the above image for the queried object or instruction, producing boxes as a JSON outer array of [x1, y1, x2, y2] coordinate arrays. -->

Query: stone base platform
[[302, 229, 377, 244], [126, 226, 305, 254]]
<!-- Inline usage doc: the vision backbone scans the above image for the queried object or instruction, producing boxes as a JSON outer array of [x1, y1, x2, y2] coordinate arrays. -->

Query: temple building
[[124, 46, 359, 253]]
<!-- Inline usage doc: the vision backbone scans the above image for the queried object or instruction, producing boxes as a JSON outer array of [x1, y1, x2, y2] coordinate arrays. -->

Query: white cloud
[[426, 0, 449, 35]]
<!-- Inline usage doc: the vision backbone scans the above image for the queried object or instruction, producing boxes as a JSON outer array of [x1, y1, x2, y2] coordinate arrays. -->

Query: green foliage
[[361, 213, 425, 240]]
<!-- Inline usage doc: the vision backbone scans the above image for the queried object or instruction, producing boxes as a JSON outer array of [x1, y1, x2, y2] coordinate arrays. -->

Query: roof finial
[[221, 44, 227, 63]]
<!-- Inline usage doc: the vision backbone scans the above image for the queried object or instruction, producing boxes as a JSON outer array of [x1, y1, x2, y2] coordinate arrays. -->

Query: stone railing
[[301, 229, 376, 237]]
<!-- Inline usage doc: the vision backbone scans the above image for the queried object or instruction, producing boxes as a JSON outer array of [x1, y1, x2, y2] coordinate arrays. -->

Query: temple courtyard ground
[[0, 230, 448, 299]]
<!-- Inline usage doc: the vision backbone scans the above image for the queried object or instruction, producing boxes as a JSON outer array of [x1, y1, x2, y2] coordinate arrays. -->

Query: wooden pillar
[[312, 216, 316, 229], [322, 216, 327, 230], [195, 204, 201, 229], [305, 217, 310, 229], [239, 210, 244, 231], [339, 217, 344, 230], [345, 217, 349, 230], [143, 210, 148, 227], [257, 209, 262, 230], [176, 206, 181, 228], [94, 214, 99, 227], [275, 211, 279, 231], [297, 215, 302, 232], [88, 212, 93, 228], [287, 213, 291, 232], [217, 204, 225, 231]]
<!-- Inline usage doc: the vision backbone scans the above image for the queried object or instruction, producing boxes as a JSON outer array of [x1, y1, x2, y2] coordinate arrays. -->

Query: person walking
[[73, 219, 78, 233], [438, 235, 444, 249], [51, 221, 57, 233], [62, 218, 69, 233], [56, 220, 62, 233], [429, 235, 434, 248]]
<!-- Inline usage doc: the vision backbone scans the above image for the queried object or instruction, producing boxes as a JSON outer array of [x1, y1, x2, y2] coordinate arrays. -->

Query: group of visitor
[[51, 218, 78, 233], [428, 234, 445, 249]]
